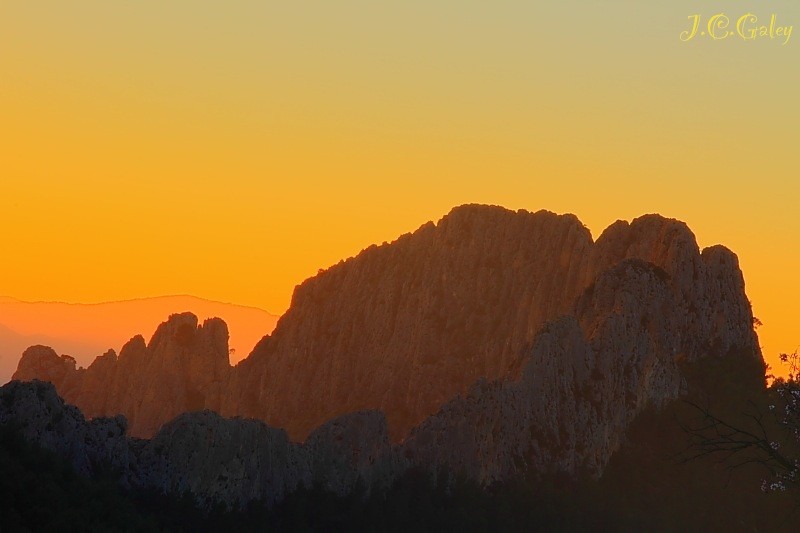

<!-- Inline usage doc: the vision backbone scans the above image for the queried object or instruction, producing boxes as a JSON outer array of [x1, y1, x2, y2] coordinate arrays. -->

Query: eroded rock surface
[[224, 207, 757, 440], [10, 205, 759, 458], [14, 314, 230, 438], [3, 205, 762, 506], [0, 381, 403, 508]]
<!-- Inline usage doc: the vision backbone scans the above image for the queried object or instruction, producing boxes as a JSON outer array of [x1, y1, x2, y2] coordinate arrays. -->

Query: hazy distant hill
[[0, 295, 278, 384]]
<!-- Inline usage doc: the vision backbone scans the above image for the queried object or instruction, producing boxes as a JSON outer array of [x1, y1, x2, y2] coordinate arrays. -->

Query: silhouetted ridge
[[13, 205, 759, 447], [222, 205, 757, 440], [226, 205, 597, 439], [14, 313, 230, 437]]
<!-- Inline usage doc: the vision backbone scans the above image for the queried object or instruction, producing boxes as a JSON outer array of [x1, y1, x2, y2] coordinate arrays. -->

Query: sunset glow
[[1, 1, 798, 375]]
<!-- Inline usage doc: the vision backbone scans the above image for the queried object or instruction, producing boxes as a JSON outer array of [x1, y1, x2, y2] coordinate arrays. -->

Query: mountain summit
[[12, 205, 758, 450], [224, 205, 757, 441], [0, 295, 278, 384]]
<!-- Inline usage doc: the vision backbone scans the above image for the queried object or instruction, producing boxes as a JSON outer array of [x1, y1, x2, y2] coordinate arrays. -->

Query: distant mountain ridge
[[0, 295, 279, 385]]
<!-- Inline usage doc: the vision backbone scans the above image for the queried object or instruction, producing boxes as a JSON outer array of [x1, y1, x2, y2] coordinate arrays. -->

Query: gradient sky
[[1, 1, 798, 373]]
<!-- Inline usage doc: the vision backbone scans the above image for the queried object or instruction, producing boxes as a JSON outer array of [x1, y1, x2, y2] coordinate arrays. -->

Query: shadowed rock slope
[[13, 204, 759, 445], [403, 257, 753, 484], [0, 380, 402, 509]]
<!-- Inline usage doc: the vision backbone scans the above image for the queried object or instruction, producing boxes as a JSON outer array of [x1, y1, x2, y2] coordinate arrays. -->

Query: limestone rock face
[[13, 346, 80, 391], [136, 411, 309, 508], [402, 261, 680, 483], [223, 206, 758, 441], [400, 243, 758, 485], [304, 411, 405, 496], [226, 206, 596, 439], [0, 381, 405, 508], [13, 313, 231, 438], [0, 380, 132, 477], [5, 205, 762, 507], [11, 205, 759, 446]]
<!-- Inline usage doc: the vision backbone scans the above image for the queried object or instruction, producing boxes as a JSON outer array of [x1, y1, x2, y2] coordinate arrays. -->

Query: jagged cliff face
[[0, 380, 400, 509], [5, 204, 761, 507], [223, 206, 758, 440], [227, 206, 597, 439], [403, 258, 727, 484], [13, 314, 230, 438], [11, 205, 758, 447]]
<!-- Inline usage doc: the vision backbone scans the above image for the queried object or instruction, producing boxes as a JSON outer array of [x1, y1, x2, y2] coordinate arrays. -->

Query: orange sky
[[1, 2, 798, 375], [0, 296, 278, 384]]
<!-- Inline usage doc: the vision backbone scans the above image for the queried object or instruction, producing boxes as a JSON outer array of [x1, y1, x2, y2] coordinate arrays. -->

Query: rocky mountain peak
[[119, 335, 147, 361], [13, 312, 231, 438], [4, 205, 764, 510], [11, 206, 760, 446], [14, 346, 78, 385], [146, 313, 229, 362]]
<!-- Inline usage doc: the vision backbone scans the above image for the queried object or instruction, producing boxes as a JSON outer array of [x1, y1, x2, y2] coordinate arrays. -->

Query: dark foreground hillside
[[3, 353, 796, 532]]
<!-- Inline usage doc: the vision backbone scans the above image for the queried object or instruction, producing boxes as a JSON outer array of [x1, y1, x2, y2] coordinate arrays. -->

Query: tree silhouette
[[681, 350, 800, 493]]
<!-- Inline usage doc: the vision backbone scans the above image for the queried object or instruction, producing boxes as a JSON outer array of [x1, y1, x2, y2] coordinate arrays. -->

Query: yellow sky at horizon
[[1, 1, 798, 373]]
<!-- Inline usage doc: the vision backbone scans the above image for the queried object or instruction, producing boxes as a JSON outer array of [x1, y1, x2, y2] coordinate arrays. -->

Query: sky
[[1, 1, 798, 373]]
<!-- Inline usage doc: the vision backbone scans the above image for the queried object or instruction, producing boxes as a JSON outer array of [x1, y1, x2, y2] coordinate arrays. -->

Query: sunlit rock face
[[226, 206, 595, 440], [398, 216, 758, 485], [13, 313, 230, 438], [4, 205, 761, 507], [13, 205, 758, 446], [223, 206, 758, 441], [13, 346, 80, 390], [404, 260, 702, 483]]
